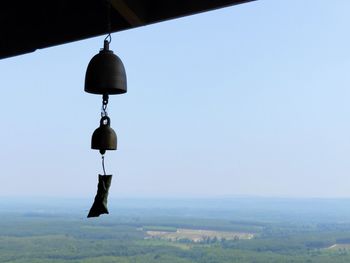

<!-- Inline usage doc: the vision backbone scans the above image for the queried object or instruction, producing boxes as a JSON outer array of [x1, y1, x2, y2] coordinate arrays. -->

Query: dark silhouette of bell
[[85, 40, 127, 95], [91, 116, 117, 155]]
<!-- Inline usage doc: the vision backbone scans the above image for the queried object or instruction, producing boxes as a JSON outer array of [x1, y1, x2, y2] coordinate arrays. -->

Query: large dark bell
[[91, 116, 117, 155], [85, 41, 127, 95]]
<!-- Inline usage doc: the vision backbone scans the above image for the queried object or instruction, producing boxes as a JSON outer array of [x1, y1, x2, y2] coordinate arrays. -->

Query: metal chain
[[101, 94, 109, 117]]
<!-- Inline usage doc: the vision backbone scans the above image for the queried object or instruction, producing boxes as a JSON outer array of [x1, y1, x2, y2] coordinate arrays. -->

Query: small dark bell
[[85, 41, 127, 95], [91, 116, 117, 155]]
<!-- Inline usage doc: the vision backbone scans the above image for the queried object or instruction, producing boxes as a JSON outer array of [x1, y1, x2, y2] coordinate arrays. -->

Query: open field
[[327, 244, 350, 250], [3, 198, 350, 262], [145, 228, 254, 242]]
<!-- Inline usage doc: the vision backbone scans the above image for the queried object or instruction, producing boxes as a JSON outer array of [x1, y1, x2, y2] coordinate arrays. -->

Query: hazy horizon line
[[1, 194, 350, 200]]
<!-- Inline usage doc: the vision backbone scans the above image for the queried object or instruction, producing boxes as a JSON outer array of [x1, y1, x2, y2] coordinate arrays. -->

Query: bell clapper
[[101, 154, 107, 176]]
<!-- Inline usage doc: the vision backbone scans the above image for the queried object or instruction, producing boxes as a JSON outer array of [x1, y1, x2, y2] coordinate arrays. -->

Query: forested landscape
[[2, 198, 350, 262]]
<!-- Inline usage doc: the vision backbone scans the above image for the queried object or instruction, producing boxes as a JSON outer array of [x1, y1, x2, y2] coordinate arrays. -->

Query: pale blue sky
[[0, 0, 350, 198]]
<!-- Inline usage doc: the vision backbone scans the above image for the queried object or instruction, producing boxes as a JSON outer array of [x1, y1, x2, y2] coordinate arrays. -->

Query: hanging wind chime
[[84, 2, 127, 217]]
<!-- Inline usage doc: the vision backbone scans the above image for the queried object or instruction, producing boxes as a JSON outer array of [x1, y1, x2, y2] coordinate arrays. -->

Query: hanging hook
[[104, 0, 112, 44], [104, 33, 112, 45]]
